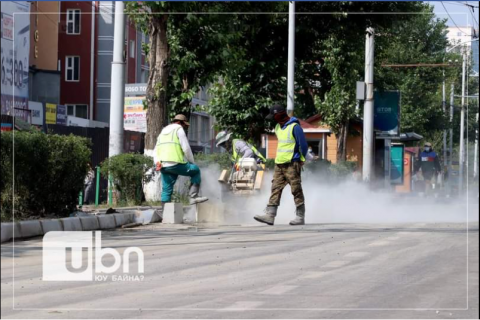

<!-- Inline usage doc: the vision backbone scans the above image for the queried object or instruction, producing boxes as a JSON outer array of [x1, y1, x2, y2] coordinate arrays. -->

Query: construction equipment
[[218, 158, 265, 195]]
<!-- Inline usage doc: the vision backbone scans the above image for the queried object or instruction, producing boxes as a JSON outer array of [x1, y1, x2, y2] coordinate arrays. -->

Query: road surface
[[1, 221, 478, 319]]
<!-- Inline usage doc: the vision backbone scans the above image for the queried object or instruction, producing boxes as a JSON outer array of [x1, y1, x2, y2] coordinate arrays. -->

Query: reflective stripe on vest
[[156, 127, 186, 164], [275, 123, 305, 164]]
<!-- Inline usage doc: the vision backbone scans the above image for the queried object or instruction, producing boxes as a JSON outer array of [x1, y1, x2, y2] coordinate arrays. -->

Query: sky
[[429, 1, 479, 29]]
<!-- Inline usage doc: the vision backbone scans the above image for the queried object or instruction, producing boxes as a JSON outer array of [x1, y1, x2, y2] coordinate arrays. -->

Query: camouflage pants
[[268, 162, 305, 207]]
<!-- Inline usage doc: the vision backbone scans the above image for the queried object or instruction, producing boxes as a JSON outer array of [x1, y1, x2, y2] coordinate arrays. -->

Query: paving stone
[[163, 203, 184, 224]]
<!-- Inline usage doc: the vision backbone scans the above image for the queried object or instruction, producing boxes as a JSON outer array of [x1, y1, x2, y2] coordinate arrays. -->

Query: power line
[[441, 1, 472, 36]]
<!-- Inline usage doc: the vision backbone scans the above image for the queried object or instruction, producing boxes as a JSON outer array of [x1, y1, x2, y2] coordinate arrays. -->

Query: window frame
[[65, 104, 89, 119], [66, 9, 81, 35], [65, 56, 80, 82]]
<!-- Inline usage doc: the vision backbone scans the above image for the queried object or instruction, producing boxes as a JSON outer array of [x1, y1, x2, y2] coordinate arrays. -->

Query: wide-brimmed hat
[[215, 131, 232, 147], [172, 114, 190, 126]]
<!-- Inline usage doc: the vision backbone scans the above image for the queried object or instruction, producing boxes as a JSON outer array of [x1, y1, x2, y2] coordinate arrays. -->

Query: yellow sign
[[124, 96, 145, 113], [46, 103, 57, 124]]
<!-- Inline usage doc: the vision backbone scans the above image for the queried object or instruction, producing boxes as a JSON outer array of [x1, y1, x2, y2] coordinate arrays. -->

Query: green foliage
[[100, 153, 155, 205], [194, 152, 232, 170], [1, 132, 91, 221], [328, 161, 358, 179]]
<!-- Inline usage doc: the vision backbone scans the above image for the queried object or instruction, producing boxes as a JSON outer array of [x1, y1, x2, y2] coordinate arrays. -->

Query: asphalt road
[[1, 220, 478, 319]]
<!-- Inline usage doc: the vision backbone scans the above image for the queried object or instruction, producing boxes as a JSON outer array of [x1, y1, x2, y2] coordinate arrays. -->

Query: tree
[[126, 2, 233, 150]]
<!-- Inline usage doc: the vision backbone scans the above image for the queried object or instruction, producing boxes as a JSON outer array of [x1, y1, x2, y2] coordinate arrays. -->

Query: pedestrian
[[155, 114, 208, 205], [215, 131, 267, 164], [306, 146, 318, 162], [414, 142, 441, 196], [254, 105, 308, 226]]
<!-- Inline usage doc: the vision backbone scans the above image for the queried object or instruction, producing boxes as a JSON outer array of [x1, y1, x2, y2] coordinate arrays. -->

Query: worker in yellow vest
[[254, 105, 307, 226], [215, 131, 267, 164], [155, 114, 208, 205]]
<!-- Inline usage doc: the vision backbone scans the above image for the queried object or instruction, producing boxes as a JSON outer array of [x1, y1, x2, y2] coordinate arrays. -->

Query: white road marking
[[322, 260, 349, 268], [220, 301, 264, 311], [260, 285, 297, 295], [344, 252, 370, 258], [368, 241, 390, 246], [300, 271, 327, 279]]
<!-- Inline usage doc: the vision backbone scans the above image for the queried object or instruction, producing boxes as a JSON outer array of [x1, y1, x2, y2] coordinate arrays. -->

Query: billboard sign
[[28, 101, 43, 125], [124, 96, 146, 133], [56, 105, 67, 125], [390, 144, 404, 185], [1, 1, 30, 118], [374, 91, 400, 137], [46, 103, 57, 124]]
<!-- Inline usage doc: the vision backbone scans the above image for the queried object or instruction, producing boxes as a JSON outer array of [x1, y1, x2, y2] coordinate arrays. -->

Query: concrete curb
[[97, 215, 116, 230], [60, 217, 83, 232], [18, 220, 44, 239], [1, 212, 152, 244], [79, 216, 100, 231], [163, 203, 184, 224], [40, 220, 64, 233]]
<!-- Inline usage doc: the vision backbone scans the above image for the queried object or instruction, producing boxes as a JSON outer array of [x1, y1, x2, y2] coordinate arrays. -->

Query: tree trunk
[[145, 15, 169, 151], [336, 120, 349, 161]]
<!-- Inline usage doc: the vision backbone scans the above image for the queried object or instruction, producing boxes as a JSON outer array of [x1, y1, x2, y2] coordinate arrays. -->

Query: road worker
[[215, 131, 267, 164], [254, 104, 308, 226], [155, 114, 208, 205]]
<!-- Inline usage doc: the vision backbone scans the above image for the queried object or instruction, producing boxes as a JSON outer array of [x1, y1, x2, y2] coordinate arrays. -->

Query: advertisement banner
[[1, 2, 30, 116], [124, 96, 146, 133], [28, 101, 43, 125], [56, 105, 67, 125], [46, 103, 57, 124], [390, 144, 404, 185], [374, 91, 400, 137]]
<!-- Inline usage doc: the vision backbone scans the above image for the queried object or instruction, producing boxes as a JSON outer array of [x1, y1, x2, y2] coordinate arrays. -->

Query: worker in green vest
[[155, 114, 208, 205], [215, 131, 267, 164], [254, 105, 308, 226]]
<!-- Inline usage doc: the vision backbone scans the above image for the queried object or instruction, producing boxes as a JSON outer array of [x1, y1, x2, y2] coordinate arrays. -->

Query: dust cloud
[[198, 164, 478, 225]]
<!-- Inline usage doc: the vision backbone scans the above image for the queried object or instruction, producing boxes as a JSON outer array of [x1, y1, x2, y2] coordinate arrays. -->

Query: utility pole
[[474, 112, 479, 179], [443, 77, 447, 168], [286, 1, 295, 116], [449, 83, 454, 175], [108, 1, 126, 158], [459, 51, 466, 193], [362, 28, 375, 182]]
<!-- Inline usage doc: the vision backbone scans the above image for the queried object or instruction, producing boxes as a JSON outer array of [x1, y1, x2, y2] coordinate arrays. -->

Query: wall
[[29, 1, 60, 71], [28, 71, 60, 104], [58, 2, 93, 112]]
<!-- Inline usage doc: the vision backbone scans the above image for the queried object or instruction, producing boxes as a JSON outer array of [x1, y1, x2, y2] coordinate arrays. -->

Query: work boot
[[289, 204, 305, 225], [189, 184, 208, 205], [254, 206, 277, 225]]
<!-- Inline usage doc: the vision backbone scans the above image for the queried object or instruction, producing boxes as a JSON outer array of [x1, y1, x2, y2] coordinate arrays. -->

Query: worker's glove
[[155, 162, 162, 171], [256, 158, 264, 164]]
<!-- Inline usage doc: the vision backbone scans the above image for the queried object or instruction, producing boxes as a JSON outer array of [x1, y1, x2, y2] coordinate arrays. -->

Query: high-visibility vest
[[156, 126, 186, 164], [275, 123, 305, 164]]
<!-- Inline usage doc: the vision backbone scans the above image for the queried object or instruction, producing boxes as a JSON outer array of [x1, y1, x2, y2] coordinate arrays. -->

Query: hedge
[[100, 153, 154, 205], [1, 131, 91, 221]]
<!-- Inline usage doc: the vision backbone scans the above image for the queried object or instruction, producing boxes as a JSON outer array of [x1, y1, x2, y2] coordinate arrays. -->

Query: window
[[189, 115, 198, 141], [66, 104, 88, 119], [65, 56, 80, 81], [201, 116, 209, 142], [66, 9, 80, 34], [129, 40, 135, 58]]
